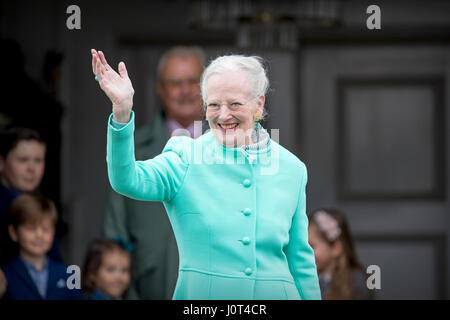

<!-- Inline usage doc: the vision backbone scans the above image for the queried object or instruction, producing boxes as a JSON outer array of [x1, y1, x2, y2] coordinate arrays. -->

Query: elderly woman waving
[[91, 49, 320, 300]]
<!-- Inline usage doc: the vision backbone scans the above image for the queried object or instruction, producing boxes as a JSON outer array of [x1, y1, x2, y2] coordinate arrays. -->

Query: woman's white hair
[[200, 55, 269, 104]]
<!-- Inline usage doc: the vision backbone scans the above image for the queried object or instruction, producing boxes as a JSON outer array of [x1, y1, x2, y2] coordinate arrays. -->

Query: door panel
[[301, 45, 449, 299]]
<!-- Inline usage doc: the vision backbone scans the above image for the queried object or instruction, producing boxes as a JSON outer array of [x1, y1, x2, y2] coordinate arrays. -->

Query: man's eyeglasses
[[162, 78, 200, 90]]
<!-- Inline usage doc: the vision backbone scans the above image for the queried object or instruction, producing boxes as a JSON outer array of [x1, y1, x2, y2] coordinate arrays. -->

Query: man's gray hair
[[200, 55, 269, 104], [156, 46, 206, 80]]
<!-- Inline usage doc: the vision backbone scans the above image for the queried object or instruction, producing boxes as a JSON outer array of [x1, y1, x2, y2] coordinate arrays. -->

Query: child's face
[[10, 217, 55, 258], [308, 222, 335, 274], [94, 250, 131, 299], [0, 140, 46, 192]]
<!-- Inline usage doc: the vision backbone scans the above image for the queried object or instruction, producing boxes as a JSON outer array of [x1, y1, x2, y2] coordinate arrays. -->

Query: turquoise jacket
[[107, 112, 321, 300]]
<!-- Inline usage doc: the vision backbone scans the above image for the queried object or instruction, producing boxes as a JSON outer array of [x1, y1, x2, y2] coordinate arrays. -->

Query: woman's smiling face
[[205, 69, 264, 148]]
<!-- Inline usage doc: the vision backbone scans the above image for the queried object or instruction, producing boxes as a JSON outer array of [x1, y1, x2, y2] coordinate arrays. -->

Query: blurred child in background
[[0, 127, 63, 266], [2, 194, 82, 299], [308, 208, 373, 300], [82, 238, 131, 300], [0, 268, 6, 297]]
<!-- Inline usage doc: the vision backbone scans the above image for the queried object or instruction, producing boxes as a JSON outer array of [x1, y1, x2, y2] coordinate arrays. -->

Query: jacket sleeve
[[106, 111, 189, 202], [284, 162, 321, 300]]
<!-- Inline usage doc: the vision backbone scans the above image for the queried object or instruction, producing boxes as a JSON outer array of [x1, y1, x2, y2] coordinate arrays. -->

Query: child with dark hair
[[0, 127, 63, 266], [1, 194, 82, 299], [82, 238, 131, 300], [308, 208, 373, 300]]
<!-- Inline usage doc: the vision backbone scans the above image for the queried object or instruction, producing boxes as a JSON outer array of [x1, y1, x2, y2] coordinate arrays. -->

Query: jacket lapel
[[11, 257, 42, 299], [46, 259, 67, 299]]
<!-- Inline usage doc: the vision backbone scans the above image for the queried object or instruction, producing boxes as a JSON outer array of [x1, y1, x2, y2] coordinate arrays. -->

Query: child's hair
[[82, 238, 131, 297], [309, 208, 364, 300], [0, 127, 45, 159], [9, 193, 58, 229]]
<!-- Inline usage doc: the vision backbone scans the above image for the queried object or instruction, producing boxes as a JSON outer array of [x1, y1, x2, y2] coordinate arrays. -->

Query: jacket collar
[[11, 255, 66, 299], [206, 127, 273, 165], [10, 256, 43, 299]]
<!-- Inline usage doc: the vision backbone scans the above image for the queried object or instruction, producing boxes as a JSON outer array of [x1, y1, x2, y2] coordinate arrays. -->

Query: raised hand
[[91, 49, 135, 123]]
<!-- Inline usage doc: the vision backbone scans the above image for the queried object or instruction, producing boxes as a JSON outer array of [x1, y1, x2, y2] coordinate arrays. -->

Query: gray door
[[300, 44, 449, 299]]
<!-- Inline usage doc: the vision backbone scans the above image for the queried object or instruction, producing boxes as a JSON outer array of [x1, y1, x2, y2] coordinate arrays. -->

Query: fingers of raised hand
[[91, 49, 108, 76], [91, 49, 97, 75], [118, 61, 129, 79], [92, 53, 104, 81], [91, 49, 105, 77], [98, 51, 111, 72], [95, 57, 103, 80]]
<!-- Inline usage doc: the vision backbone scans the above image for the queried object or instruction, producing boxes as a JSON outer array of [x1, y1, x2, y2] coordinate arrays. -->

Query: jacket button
[[243, 179, 251, 188], [242, 237, 251, 245], [242, 208, 252, 216], [244, 267, 253, 276]]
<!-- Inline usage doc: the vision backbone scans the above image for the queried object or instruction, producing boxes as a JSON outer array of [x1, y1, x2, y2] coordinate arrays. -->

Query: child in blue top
[[2, 194, 82, 300], [82, 238, 131, 300], [0, 127, 63, 266]]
